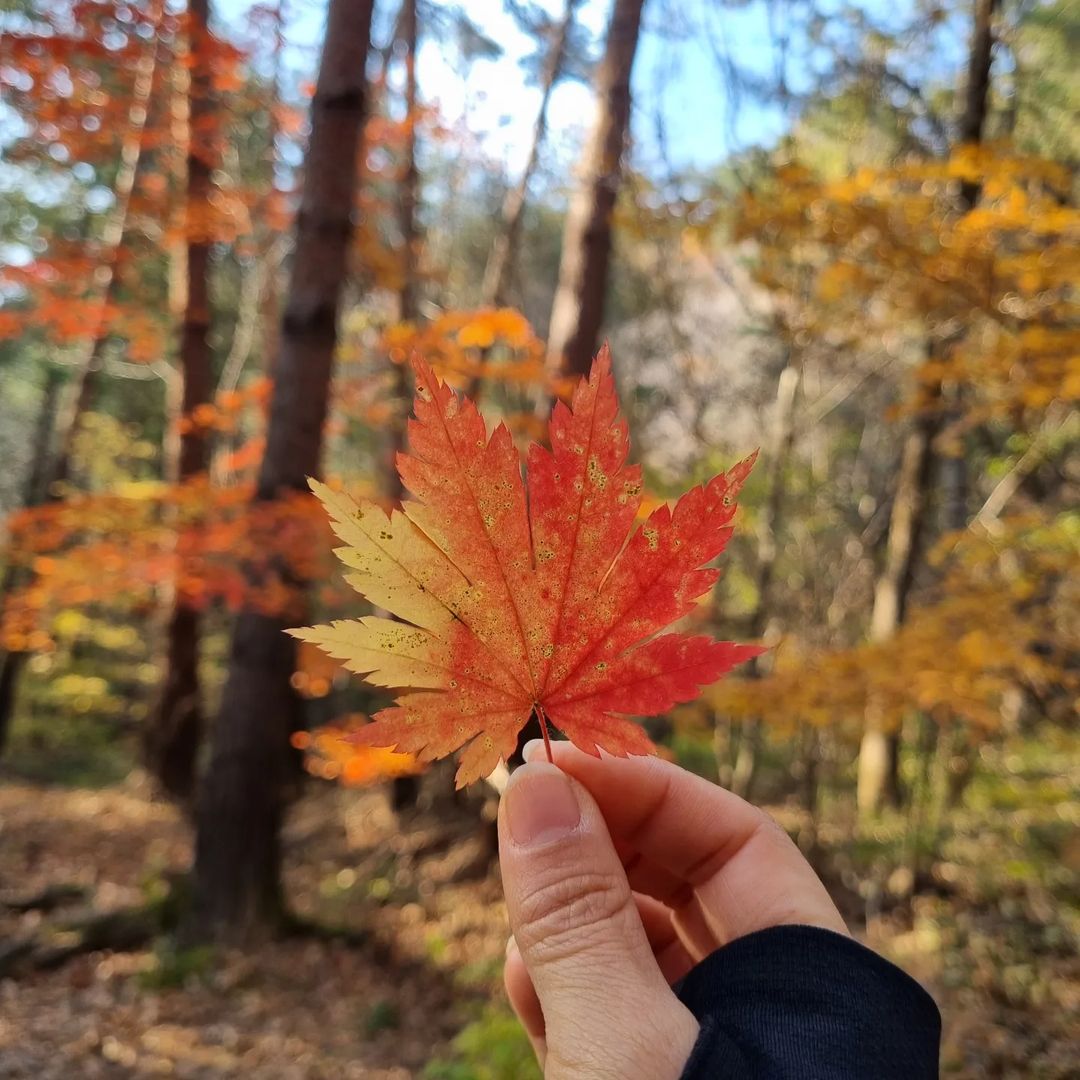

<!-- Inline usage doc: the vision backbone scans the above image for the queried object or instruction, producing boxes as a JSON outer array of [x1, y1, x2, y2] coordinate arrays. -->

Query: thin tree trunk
[[797, 725, 820, 858], [545, 0, 645, 378], [395, 0, 419, 328], [214, 13, 287, 483], [23, 369, 66, 511], [0, 368, 64, 754], [939, 0, 999, 534], [482, 0, 579, 310], [189, 0, 375, 945], [144, 0, 216, 803], [209, 238, 287, 485], [388, 0, 421, 812], [0, 647, 27, 758], [857, 0, 999, 817], [729, 355, 800, 799], [51, 1, 164, 488], [957, 0, 999, 196], [215, 239, 288, 400], [856, 423, 934, 814]]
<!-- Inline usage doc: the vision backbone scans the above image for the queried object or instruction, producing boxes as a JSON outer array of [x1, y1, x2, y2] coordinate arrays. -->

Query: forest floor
[[1, 731, 1078, 1079]]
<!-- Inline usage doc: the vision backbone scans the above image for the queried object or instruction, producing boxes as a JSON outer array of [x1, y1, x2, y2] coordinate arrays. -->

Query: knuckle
[[750, 809, 795, 849], [515, 866, 632, 965]]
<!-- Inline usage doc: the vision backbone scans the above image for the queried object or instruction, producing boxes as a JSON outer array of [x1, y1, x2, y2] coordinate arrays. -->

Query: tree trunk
[[395, 0, 419, 328], [220, 0, 286, 395], [857, 0, 999, 817], [0, 650, 26, 760], [957, 0, 1000, 200], [856, 424, 934, 814], [51, 0, 164, 489], [189, 0, 375, 945], [482, 0, 579, 310], [0, 368, 64, 755], [144, 0, 215, 804], [389, 0, 422, 812], [939, 0, 999, 532], [213, 14, 287, 483], [797, 725, 820, 858], [545, 0, 645, 378], [729, 356, 800, 800]]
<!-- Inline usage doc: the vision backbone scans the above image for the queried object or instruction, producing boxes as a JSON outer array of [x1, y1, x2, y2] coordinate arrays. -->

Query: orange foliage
[[0, 483, 348, 652], [0, 0, 266, 365], [291, 719, 421, 786], [176, 378, 272, 435], [380, 308, 545, 385]]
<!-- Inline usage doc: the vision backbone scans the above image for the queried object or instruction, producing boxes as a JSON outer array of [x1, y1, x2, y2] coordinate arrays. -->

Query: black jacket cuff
[[675, 924, 940, 1079]]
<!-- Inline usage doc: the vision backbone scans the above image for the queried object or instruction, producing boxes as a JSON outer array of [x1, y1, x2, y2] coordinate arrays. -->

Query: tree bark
[[50, 1, 164, 489], [189, 0, 375, 945], [389, 0, 422, 812], [545, 0, 645, 378], [482, 0, 579, 310], [395, 0, 419, 328], [213, 13, 287, 483], [144, 0, 216, 804], [729, 355, 800, 800], [0, 367, 64, 755], [957, 0, 1000, 199], [856, 0, 999, 817], [856, 423, 934, 814], [939, 0, 999, 532], [797, 725, 820, 858]]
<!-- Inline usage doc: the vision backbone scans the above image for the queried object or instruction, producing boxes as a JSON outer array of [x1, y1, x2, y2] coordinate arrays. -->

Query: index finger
[[523, 741, 848, 945]]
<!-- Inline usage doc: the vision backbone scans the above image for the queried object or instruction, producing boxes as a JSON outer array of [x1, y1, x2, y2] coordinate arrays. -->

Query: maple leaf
[[290, 346, 764, 786]]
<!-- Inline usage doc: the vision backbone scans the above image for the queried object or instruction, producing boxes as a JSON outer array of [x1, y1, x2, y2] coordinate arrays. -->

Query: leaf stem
[[535, 705, 554, 764]]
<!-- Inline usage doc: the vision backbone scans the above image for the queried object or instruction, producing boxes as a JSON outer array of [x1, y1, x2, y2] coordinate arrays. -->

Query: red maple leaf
[[291, 346, 763, 785]]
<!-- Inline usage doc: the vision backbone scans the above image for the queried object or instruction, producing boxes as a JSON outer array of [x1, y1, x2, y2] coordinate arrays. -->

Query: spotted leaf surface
[[291, 346, 763, 786]]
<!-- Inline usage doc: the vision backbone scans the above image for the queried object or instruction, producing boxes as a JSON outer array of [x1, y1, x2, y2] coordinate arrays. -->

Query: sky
[[390, 0, 972, 179], [411, 0, 791, 174], [218, 0, 796, 180]]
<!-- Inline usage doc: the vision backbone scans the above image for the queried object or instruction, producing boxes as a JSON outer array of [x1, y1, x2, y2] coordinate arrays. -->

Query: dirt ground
[[1, 771, 1077, 1078], [0, 775, 507, 1078]]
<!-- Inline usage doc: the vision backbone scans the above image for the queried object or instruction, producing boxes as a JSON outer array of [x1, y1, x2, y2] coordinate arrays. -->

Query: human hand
[[498, 741, 849, 1079]]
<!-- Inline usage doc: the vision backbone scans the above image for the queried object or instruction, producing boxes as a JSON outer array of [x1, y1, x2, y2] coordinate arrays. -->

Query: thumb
[[498, 761, 698, 1079]]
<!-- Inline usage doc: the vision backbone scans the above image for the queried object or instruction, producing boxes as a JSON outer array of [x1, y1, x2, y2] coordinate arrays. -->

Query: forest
[[0, 0, 1076, 1075]]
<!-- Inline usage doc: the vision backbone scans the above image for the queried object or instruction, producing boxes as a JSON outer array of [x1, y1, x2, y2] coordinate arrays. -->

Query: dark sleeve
[[675, 924, 940, 1079]]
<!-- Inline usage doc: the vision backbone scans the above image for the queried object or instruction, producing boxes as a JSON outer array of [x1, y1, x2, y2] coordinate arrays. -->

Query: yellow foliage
[[737, 143, 1080, 421], [703, 513, 1078, 737], [379, 307, 546, 388]]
